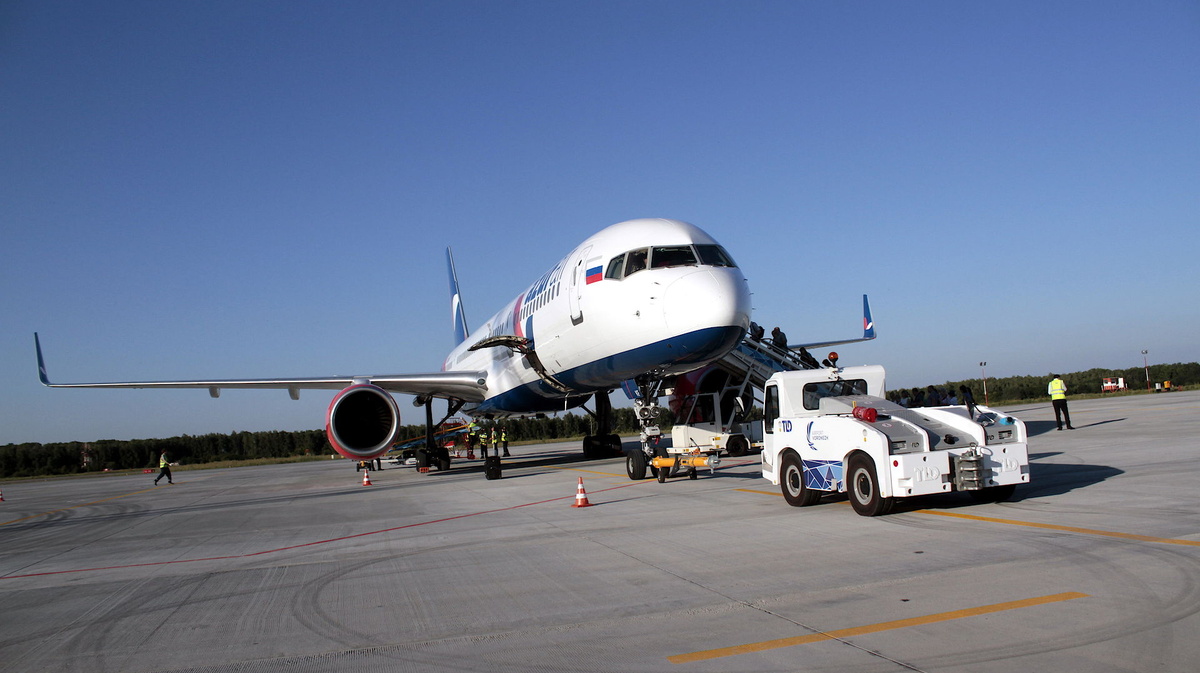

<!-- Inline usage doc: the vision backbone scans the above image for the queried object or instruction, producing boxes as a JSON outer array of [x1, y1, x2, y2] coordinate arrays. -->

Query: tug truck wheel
[[726, 435, 748, 457], [847, 453, 892, 516], [780, 452, 820, 507], [626, 451, 648, 481], [656, 457, 671, 483]]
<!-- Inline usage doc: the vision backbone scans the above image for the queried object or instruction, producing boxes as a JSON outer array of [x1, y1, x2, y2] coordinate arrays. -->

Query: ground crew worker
[[489, 426, 498, 452], [501, 426, 510, 457], [467, 420, 479, 451], [1048, 374, 1074, 430], [154, 451, 174, 485]]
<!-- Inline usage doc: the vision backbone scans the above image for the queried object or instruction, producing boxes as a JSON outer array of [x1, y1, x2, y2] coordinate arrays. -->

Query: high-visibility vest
[[1048, 379, 1067, 400], [160, 455, 169, 468]]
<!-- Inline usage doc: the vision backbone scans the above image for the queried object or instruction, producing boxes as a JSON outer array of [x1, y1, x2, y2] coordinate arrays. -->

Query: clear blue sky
[[3, 1, 1197, 444]]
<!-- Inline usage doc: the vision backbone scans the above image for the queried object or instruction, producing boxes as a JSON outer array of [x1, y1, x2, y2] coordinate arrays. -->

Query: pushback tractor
[[760, 364, 1030, 516]]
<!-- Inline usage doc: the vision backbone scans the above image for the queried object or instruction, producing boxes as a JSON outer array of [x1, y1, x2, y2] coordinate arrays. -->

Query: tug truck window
[[803, 379, 869, 410], [764, 385, 780, 434]]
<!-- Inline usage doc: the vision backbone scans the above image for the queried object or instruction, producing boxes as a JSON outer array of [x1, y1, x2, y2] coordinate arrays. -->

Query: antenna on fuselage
[[447, 247, 470, 346]]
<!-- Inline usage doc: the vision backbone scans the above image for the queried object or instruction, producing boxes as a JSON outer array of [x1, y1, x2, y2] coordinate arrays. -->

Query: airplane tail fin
[[447, 248, 470, 346]]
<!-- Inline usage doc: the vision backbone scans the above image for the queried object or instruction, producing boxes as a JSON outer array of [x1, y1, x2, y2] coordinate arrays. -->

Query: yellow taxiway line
[[914, 509, 1200, 546], [737, 488, 1200, 546], [669, 592, 1088, 663]]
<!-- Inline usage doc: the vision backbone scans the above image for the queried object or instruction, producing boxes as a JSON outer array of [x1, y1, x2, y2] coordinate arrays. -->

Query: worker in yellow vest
[[1048, 374, 1074, 431], [154, 451, 174, 485]]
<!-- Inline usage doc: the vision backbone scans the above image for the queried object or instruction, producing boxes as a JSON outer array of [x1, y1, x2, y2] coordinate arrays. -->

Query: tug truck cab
[[761, 365, 1030, 516]]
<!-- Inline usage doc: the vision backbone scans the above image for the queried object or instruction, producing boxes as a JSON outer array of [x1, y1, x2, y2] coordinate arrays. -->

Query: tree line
[[0, 407, 659, 479], [5, 363, 1193, 479], [888, 361, 1197, 406]]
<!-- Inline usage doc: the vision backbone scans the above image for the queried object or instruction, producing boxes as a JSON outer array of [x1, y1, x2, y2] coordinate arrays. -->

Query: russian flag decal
[[585, 266, 603, 284]]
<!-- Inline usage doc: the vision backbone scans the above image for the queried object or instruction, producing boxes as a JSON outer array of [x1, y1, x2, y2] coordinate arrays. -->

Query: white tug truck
[[761, 363, 1030, 516]]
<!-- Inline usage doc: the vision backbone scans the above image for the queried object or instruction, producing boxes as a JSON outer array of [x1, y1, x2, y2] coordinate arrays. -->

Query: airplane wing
[[35, 333, 487, 402], [790, 294, 877, 350]]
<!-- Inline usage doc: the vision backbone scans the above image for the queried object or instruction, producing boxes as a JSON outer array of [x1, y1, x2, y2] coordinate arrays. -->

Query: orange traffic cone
[[571, 477, 592, 508], [0, 489, 4, 502], [362, 471, 372, 486]]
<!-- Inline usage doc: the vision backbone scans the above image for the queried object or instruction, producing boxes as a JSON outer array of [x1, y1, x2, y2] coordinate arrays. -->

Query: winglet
[[790, 294, 877, 350], [862, 294, 875, 340], [34, 332, 52, 386], [447, 248, 469, 346]]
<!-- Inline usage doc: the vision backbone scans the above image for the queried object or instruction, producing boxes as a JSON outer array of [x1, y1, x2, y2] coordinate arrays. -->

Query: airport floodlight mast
[[979, 361, 988, 405], [1142, 350, 1150, 391]]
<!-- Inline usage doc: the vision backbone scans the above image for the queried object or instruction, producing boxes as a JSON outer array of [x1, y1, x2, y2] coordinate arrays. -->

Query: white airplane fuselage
[[446, 218, 752, 415]]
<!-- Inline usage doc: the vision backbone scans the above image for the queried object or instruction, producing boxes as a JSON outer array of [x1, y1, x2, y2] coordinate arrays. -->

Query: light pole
[[979, 361, 988, 405], [1142, 350, 1150, 391]]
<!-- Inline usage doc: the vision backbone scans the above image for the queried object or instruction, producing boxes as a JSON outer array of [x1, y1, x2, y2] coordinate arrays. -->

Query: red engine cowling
[[326, 384, 401, 460]]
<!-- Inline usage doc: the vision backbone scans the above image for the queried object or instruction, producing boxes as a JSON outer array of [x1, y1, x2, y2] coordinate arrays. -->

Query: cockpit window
[[605, 244, 736, 280], [650, 246, 698, 269], [604, 254, 625, 280], [696, 244, 736, 268], [625, 248, 649, 276]]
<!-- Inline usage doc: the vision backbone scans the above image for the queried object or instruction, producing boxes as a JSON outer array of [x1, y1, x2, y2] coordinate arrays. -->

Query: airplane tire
[[607, 434, 623, 456], [626, 451, 647, 480], [847, 453, 892, 516], [780, 452, 820, 507]]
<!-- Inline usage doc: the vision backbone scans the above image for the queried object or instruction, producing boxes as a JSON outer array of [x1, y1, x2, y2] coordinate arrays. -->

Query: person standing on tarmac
[[501, 426, 510, 457], [1048, 374, 1075, 430], [154, 451, 173, 485]]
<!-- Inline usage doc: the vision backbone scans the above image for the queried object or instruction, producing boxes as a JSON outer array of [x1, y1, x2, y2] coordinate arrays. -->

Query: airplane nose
[[661, 268, 752, 336]]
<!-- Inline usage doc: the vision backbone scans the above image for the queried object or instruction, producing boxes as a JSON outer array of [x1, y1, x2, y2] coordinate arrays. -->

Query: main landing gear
[[582, 390, 623, 459], [413, 397, 461, 473]]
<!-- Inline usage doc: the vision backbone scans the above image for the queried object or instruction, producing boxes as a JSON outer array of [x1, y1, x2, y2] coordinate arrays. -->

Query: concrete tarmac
[[2, 390, 1199, 672]]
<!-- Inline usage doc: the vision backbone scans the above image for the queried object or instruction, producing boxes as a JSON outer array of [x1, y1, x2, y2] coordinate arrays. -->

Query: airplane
[[36, 218, 754, 477]]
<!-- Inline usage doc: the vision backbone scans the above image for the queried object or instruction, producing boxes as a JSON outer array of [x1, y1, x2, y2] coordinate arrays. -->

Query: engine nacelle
[[326, 384, 401, 460]]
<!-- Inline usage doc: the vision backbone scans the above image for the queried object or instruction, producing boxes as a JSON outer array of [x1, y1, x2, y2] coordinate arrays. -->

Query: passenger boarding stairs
[[706, 334, 822, 400]]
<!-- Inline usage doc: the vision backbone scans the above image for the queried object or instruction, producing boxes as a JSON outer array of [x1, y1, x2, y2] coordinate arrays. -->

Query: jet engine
[[325, 384, 401, 460]]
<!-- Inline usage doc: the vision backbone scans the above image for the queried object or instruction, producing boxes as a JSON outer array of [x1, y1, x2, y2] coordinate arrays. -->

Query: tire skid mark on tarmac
[[0, 478, 657, 580]]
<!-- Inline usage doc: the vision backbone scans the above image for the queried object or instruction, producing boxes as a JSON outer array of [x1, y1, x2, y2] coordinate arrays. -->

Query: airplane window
[[605, 255, 625, 280], [696, 244, 736, 268], [625, 248, 648, 276], [650, 246, 698, 269]]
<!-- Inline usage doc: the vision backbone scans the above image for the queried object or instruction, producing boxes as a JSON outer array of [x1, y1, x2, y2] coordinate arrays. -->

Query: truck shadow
[[887, 460, 1124, 514]]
